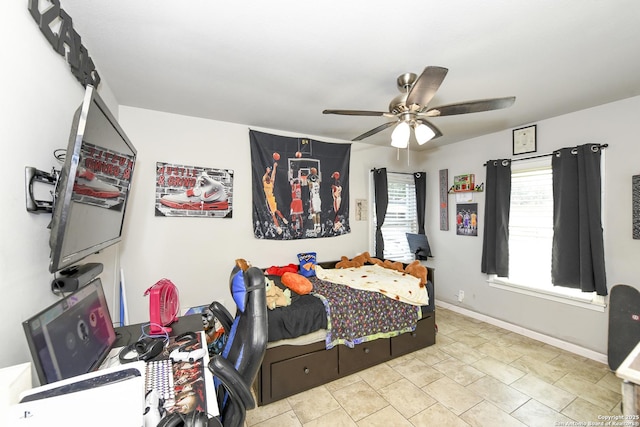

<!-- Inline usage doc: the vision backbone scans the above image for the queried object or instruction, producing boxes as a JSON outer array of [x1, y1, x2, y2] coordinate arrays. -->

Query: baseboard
[[435, 300, 608, 365]]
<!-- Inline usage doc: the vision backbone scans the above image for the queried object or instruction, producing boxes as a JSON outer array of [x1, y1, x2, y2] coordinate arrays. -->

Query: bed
[[253, 259, 436, 406]]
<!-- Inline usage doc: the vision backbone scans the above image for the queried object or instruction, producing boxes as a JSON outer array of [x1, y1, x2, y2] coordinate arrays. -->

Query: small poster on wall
[[155, 161, 233, 218], [456, 203, 478, 236]]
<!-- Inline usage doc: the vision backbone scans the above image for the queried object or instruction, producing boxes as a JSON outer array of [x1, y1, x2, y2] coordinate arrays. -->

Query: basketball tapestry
[[250, 130, 351, 240]]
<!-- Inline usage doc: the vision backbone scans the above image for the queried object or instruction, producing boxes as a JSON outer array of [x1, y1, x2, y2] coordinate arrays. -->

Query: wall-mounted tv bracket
[[25, 166, 59, 214]]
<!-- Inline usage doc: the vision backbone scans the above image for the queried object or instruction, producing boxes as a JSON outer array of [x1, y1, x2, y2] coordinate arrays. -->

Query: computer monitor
[[406, 233, 432, 260], [22, 278, 116, 385]]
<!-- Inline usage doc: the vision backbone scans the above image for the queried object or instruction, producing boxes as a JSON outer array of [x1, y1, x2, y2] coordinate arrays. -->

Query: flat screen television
[[49, 85, 136, 273], [22, 278, 117, 385], [406, 232, 433, 260]]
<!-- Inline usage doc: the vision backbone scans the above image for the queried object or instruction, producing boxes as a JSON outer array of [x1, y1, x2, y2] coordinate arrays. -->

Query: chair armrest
[[208, 354, 255, 410], [208, 301, 233, 334]]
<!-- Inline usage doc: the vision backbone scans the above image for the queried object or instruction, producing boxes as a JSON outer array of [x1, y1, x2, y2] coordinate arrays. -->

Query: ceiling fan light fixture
[[415, 123, 435, 145], [391, 121, 410, 148]]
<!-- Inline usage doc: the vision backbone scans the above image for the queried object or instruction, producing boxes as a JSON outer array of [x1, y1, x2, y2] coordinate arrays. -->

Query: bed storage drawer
[[391, 314, 436, 357], [338, 338, 391, 375], [270, 347, 339, 401]]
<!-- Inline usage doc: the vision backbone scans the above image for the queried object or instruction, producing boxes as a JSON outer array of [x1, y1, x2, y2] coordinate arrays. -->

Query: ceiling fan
[[323, 66, 516, 148]]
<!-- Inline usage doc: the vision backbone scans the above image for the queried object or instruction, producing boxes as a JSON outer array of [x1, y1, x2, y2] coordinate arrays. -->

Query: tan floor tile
[[302, 408, 357, 427], [440, 341, 485, 364], [357, 362, 403, 390], [561, 397, 622, 422], [423, 376, 483, 415], [325, 372, 363, 393], [247, 398, 293, 425], [392, 356, 444, 387], [459, 400, 526, 427], [331, 380, 389, 421], [508, 341, 560, 362], [509, 354, 568, 384], [472, 356, 526, 385], [252, 410, 302, 427], [554, 373, 621, 411], [597, 370, 623, 394], [409, 403, 471, 427], [412, 344, 453, 366], [287, 386, 341, 424], [511, 374, 576, 412], [377, 378, 436, 418], [467, 376, 530, 413], [475, 342, 524, 364], [355, 405, 413, 427], [511, 399, 574, 427], [447, 329, 490, 348], [433, 357, 486, 386], [547, 353, 609, 383]]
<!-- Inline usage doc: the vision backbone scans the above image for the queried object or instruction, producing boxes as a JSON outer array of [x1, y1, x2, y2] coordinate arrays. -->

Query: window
[[373, 173, 418, 262], [489, 157, 605, 311]]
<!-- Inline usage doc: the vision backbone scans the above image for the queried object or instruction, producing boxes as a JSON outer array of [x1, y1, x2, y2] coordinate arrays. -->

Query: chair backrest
[[215, 265, 268, 425]]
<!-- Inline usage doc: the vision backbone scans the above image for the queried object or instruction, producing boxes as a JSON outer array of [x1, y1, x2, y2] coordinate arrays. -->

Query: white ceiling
[[59, 0, 640, 151]]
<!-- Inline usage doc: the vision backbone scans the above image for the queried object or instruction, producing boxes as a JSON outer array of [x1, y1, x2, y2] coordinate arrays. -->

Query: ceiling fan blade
[[352, 121, 398, 141], [423, 96, 516, 117], [405, 66, 449, 108], [323, 109, 388, 116], [417, 119, 443, 139]]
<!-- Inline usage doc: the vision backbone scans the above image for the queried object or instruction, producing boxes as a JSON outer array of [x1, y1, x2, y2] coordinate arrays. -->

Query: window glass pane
[[508, 167, 553, 286], [379, 173, 418, 261]]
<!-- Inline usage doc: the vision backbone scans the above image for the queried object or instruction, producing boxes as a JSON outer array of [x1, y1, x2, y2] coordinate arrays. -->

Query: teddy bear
[[404, 260, 428, 287], [265, 278, 291, 310]]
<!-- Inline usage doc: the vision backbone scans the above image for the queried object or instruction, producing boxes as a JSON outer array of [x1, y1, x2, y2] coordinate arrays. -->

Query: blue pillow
[[231, 270, 247, 313], [297, 252, 317, 277]]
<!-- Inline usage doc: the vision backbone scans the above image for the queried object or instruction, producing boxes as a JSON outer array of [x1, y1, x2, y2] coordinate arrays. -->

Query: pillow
[[231, 270, 247, 313], [281, 272, 313, 295], [297, 252, 317, 277]]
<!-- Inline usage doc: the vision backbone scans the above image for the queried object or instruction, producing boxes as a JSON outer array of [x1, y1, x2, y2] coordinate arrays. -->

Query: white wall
[[0, 2, 122, 371], [117, 106, 420, 325], [422, 95, 640, 355]]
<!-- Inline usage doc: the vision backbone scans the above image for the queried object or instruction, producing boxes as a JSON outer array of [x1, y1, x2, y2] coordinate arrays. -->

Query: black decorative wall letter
[[28, 0, 101, 87]]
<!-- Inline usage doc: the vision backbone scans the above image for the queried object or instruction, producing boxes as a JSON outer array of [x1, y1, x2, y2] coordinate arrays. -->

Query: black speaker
[[51, 263, 104, 294]]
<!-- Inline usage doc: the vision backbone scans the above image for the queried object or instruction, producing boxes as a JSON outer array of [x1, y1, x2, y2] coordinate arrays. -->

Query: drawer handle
[[364, 348, 370, 354], [303, 367, 310, 374]]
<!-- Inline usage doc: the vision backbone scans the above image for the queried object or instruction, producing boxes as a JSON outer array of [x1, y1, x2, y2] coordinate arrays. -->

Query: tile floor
[[245, 307, 623, 426]]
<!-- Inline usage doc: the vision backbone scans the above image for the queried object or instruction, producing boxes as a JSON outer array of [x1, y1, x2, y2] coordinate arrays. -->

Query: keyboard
[[145, 359, 175, 409]]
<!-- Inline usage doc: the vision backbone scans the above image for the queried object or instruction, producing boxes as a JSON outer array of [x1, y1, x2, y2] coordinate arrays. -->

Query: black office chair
[[206, 265, 268, 427]]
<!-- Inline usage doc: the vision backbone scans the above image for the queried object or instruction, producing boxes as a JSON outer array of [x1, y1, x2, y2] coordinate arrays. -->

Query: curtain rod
[[483, 143, 608, 166], [370, 169, 418, 176]]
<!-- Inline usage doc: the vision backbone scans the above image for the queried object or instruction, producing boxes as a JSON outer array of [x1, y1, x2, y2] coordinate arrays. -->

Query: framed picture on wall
[[513, 125, 537, 155], [456, 203, 478, 236], [633, 175, 640, 239]]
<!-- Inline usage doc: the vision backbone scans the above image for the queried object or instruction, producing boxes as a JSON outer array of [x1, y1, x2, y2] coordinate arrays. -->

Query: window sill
[[487, 278, 606, 312]]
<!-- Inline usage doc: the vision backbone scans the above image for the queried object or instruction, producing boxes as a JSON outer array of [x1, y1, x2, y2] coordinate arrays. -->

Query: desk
[[114, 314, 204, 347], [616, 341, 640, 415]]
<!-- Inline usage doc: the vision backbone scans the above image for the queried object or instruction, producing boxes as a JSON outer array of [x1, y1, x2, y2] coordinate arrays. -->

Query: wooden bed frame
[[253, 262, 436, 406]]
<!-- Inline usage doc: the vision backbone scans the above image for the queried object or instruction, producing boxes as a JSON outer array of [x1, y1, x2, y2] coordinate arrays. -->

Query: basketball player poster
[[250, 130, 351, 240]]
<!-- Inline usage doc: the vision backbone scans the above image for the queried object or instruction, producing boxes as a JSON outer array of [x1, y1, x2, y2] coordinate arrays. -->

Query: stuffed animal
[[382, 259, 405, 272], [335, 255, 364, 268], [235, 258, 251, 272], [265, 278, 291, 310], [404, 260, 428, 287], [363, 251, 383, 266]]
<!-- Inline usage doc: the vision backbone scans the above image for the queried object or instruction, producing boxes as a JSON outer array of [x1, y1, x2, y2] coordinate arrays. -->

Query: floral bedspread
[[310, 276, 422, 349]]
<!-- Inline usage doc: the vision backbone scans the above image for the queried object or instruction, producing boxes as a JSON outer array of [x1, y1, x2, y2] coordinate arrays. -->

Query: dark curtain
[[551, 144, 607, 295], [373, 168, 388, 258], [481, 159, 511, 277], [413, 172, 426, 234]]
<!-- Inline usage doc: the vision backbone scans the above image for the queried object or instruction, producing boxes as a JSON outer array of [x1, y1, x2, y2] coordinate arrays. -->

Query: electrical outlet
[[457, 290, 464, 302]]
